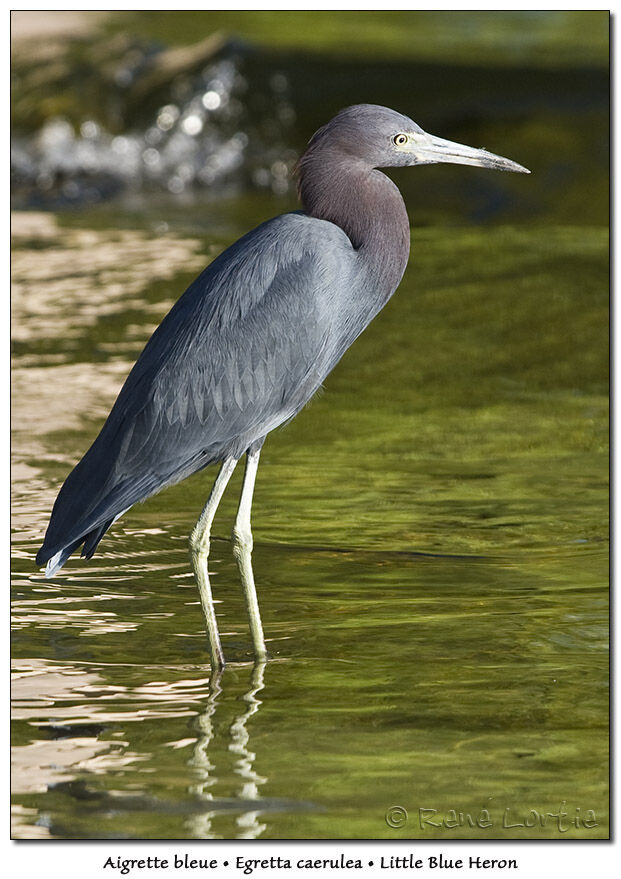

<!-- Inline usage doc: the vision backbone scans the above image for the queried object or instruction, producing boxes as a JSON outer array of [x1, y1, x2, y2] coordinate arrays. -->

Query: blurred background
[[11, 9, 608, 223], [11, 11, 609, 841]]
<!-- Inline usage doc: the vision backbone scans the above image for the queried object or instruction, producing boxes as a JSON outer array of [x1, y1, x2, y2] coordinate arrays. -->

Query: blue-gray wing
[[37, 212, 357, 564]]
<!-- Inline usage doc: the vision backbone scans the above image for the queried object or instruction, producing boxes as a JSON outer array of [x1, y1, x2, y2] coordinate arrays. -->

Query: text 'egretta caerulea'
[[37, 104, 529, 668]]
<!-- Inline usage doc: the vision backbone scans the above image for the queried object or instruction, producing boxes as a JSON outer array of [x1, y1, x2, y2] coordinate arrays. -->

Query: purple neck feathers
[[297, 147, 410, 292]]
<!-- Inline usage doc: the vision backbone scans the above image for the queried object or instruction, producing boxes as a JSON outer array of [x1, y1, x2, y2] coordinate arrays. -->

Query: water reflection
[[11, 655, 323, 839], [11, 659, 146, 837], [11, 211, 206, 354], [188, 663, 268, 838]]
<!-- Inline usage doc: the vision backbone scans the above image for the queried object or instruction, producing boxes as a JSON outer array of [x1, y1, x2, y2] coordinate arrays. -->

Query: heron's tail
[[37, 537, 84, 578], [36, 416, 215, 577], [36, 515, 119, 577]]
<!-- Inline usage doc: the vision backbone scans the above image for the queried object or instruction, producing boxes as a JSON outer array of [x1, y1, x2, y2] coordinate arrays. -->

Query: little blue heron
[[36, 104, 529, 668]]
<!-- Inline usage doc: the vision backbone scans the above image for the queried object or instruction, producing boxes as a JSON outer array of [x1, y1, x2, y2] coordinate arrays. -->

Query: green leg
[[232, 448, 267, 661], [190, 457, 238, 669]]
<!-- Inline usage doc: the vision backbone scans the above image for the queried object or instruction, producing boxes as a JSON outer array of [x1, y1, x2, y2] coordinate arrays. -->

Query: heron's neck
[[298, 153, 410, 292]]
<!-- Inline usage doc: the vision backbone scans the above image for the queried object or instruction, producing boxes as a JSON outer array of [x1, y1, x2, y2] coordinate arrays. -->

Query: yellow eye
[[393, 133, 408, 146]]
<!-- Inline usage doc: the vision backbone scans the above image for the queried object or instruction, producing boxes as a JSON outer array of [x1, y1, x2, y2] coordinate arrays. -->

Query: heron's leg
[[232, 447, 267, 661], [190, 456, 238, 669]]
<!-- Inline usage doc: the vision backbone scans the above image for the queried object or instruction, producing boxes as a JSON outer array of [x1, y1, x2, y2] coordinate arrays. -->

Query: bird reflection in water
[[187, 662, 267, 839]]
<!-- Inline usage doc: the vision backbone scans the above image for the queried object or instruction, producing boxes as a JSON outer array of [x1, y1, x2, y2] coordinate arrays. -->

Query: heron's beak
[[410, 132, 530, 174]]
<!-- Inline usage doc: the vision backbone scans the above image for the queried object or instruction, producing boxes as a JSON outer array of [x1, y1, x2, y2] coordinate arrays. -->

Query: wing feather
[[37, 212, 356, 566]]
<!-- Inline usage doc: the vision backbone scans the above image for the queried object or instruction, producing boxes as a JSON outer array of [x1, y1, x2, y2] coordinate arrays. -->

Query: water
[[11, 203, 608, 839], [11, 10, 608, 840]]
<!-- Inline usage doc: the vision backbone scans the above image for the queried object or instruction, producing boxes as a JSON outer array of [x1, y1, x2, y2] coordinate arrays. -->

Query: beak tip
[[504, 161, 530, 174]]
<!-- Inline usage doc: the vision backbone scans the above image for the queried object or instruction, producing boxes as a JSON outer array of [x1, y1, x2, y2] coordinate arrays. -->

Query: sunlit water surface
[[11, 199, 608, 839]]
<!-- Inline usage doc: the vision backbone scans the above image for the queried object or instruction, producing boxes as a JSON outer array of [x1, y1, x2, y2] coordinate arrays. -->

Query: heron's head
[[308, 104, 530, 174]]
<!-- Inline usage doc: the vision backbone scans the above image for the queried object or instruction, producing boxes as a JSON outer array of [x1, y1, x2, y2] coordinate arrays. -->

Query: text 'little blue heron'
[[36, 104, 529, 668]]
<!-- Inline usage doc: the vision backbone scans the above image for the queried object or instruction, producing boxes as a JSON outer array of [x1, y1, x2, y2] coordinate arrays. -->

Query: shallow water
[[11, 197, 608, 838]]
